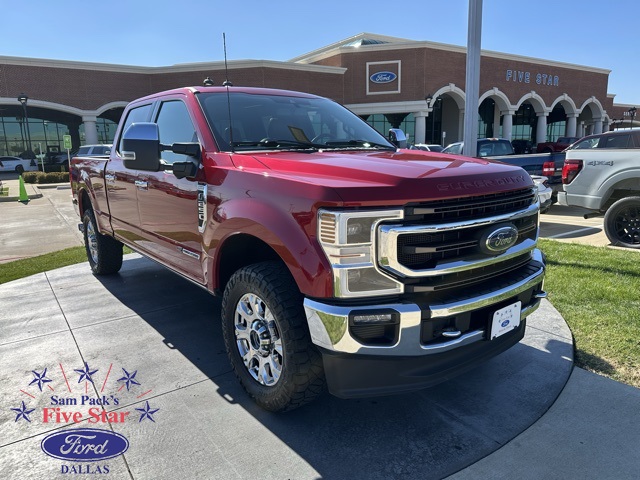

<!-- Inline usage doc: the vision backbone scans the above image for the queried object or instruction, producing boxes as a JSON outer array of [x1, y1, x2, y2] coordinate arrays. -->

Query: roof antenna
[[222, 33, 233, 87], [222, 33, 235, 152]]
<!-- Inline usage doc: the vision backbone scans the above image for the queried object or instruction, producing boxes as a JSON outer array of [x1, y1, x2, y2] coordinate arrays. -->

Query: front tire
[[82, 208, 123, 274], [221, 261, 325, 412], [604, 196, 640, 248]]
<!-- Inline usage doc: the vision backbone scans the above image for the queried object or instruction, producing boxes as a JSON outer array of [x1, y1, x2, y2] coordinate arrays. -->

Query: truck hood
[[232, 150, 533, 205]]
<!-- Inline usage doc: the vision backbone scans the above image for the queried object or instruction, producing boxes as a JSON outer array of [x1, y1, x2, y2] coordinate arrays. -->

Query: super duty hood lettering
[[436, 175, 527, 192]]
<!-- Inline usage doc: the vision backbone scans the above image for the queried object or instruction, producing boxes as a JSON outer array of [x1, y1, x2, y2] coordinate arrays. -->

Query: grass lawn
[[539, 239, 640, 388], [0, 239, 638, 387], [0, 245, 132, 285]]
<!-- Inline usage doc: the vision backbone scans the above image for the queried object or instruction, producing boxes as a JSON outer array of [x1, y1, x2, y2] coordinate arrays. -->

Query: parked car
[[531, 175, 552, 213], [442, 138, 515, 157], [0, 156, 38, 174], [559, 129, 640, 247], [45, 144, 111, 171], [536, 136, 580, 153], [77, 144, 112, 156], [409, 143, 444, 152]]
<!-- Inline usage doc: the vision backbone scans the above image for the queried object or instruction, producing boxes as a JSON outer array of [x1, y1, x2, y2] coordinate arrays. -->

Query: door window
[[117, 103, 153, 153], [155, 101, 198, 165]]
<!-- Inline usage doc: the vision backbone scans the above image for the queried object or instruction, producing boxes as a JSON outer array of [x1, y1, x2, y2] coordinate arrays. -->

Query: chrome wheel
[[234, 293, 283, 386], [85, 219, 99, 264]]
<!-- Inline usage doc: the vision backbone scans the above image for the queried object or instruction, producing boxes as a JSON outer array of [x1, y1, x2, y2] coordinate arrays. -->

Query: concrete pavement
[[0, 173, 83, 264], [1, 255, 574, 479], [1, 173, 640, 479]]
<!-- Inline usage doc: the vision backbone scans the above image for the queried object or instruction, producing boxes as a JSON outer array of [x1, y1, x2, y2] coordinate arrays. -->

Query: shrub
[[23, 172, 39, 183], [22, 171, 69, 184]]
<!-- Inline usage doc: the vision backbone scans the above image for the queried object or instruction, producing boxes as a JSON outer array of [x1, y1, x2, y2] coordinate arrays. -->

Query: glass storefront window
[[546, 104, 567, 141], [364, 113, 415, 145], [79, 118, 118, 145], [512, 103, 536, 142]]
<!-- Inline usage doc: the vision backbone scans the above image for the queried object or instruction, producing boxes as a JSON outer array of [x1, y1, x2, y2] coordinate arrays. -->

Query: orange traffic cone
[[18, 175, 29, 203]]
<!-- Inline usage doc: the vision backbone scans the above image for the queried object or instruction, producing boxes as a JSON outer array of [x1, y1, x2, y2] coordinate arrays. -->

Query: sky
[[2, 0, 639, 105]]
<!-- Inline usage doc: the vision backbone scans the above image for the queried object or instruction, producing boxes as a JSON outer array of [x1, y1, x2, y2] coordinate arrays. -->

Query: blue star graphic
[[135, 401, 159, 423], [117, 368, 141, 391], [11, 401, 35, 423], [29, 368, 52, 391], [74, 362, 98, 384]]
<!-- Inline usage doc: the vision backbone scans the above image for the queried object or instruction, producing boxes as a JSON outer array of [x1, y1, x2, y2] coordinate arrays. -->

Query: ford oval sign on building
[[41, 428, 129, 462], [370, 71, 397, 84]]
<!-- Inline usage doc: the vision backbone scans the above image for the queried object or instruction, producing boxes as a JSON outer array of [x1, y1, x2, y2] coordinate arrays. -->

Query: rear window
[[570, 137, 600, 149], [602, 134, 630, 149], [77, 146, 90, 155], [477, 140, 514, 156]]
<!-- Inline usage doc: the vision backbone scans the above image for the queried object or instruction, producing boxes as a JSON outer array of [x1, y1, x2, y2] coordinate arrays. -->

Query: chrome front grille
[[404, 188, 536, 222], [378, 187, 539, 293]]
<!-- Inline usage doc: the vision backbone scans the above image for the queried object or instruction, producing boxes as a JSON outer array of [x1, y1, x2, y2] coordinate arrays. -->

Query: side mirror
[[388, 128, 407, 148], [168, 142, 200, 179], [121, 123, 162, 171]]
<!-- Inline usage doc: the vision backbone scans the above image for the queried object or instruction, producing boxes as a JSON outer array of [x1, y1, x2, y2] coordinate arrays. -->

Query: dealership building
[[0, 32, 636, 157]]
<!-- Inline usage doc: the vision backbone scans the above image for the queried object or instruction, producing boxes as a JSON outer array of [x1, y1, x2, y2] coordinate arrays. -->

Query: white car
[[409, 143, 444, 152], [0, 156, 38, 174], [531, 175, 552, 214]]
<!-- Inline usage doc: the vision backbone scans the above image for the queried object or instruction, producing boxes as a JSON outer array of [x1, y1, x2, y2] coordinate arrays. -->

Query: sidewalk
[[0, 174, 82, 264], [0, 175, 42, 203]]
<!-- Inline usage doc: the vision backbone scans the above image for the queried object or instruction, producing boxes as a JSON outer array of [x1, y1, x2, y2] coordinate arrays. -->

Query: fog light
[[352, 313, 395, 324]]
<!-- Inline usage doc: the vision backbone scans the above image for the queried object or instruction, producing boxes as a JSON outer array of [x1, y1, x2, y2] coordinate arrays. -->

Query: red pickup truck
[[71, 86, 546, 411], [536, 136, 580, 153]]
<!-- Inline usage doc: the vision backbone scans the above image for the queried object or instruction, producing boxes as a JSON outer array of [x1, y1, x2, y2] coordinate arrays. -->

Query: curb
[[0, 191, 43, 202], [0, 182, 69, 202]]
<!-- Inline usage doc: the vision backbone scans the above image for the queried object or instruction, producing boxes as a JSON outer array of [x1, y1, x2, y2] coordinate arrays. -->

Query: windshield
[[197, 91, 395, 152]]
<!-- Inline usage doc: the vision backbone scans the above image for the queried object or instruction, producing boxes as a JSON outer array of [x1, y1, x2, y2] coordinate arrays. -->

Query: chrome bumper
[[304, 249, 545, 356]]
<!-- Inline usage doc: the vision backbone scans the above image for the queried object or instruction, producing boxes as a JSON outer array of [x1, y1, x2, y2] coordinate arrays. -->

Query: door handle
[[135, 180, 148, 190]]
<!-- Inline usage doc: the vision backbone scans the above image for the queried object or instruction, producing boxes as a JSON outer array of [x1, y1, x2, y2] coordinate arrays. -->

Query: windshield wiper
[[322, 140, 396, 151], [230, 140, 323, 151]]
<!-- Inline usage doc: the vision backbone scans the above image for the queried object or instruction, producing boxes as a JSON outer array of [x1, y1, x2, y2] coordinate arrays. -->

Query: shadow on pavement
[[73, 255, 572, 479]]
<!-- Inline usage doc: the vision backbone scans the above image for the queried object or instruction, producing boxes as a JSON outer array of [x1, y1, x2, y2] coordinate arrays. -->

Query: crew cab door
[[135, 98, 204, 283], [106, 103, 153, 245]]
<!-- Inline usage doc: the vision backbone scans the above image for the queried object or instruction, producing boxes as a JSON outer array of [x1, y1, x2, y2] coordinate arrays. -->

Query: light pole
[[17, 93, 33, 158], [628, 107, 637, 130], [425, 94, 433, 143]]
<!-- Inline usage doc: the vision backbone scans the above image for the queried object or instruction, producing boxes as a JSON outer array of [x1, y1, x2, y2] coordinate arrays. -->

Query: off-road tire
[[221, 261, 325, 412], [82, 208, 123, 274], [604, 196, 640, 248]]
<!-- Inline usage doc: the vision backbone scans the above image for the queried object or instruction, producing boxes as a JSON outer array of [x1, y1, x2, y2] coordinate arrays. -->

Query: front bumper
[[304, 248, 545, 397], [320, 320, 525, 398]]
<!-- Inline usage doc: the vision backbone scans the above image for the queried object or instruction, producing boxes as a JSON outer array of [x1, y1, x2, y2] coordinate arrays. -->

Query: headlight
[[318, 209, 404, 298]]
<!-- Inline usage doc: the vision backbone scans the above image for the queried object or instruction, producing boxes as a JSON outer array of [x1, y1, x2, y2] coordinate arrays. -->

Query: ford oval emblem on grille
[[479, 224, 519, 255]]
